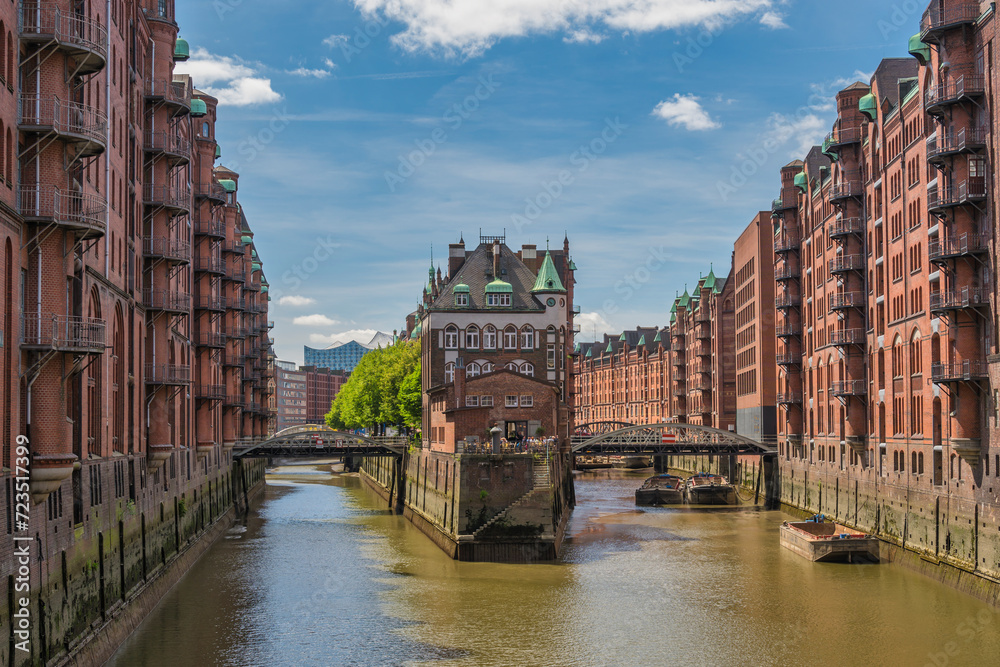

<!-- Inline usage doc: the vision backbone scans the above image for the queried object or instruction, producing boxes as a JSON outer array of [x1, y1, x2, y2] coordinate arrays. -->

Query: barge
[[780, 516, 880, 563], [612, 455, 653, 469], [635, 474, 685, 506], [685, 473, 737, 505]]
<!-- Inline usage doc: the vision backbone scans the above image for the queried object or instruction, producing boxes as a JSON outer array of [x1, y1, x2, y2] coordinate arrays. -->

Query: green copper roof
[[908, 34, 930, 66], [251, 261, 261, 272], [568, 260, 578, 271], [619, 333, 626, 341], [670, 298, 678, 314], [241, 235, 252, 245], [859, 93, 877, 121], [653, 331, 662, 343], [215, 144, 222, 159], [574, 342, 581, 353], [821, 134, 839, 161], [219, 179, 237, 193], [605, 342, 613, 353], [678, 288, 690, 309], [190, 98, 208, 117], [485, 279, 513, 294], [637, 335, 646, 346], [250, 249, 258, 259], [411, 320, 422, 337], [260, 285, 268, 294], [531, 251, 567, 293], [174, 38, 190, 62], [453, 283, 470, 294], [585, 347, 593, 358], [794, 171, 808, 192], [702, 267, 717, 291]]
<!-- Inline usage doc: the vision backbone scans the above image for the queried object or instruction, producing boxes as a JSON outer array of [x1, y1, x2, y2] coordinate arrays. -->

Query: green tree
[[398, 365, 422, 428], [325, 340, 421, 433]]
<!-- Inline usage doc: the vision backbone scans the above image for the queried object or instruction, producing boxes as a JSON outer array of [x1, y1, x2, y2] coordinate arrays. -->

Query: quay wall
[[0, 454, 267, 667]]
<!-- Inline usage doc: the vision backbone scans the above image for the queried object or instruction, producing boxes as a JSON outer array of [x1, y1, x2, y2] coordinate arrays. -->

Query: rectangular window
[[520, 395, 533, 407], [506, 395, 518, 408], [547, 344, 556, 369], [466, 396, 479, 407], [481, 395, 494, 407], [456, 294, 468, 306]]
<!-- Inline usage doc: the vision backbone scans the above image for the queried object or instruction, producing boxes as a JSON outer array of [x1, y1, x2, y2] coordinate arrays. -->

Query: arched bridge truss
[[571, 422, 776, 457], [235, 427, 406, 459]]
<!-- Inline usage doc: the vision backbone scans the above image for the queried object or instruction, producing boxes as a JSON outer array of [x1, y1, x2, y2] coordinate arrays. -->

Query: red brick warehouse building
[[0, 1, 274, 655]]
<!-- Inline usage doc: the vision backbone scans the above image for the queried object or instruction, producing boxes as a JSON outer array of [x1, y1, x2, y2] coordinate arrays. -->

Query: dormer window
[[485, 279, 512, 307], [454, 283, 470, 307], [456, 293, 469, 306], [487, 293, 510, 306]]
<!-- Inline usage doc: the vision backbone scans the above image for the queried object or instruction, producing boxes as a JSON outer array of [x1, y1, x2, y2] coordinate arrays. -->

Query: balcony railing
[[930, 286, 989, 313], [830, 328, 865, 346], [928, 179, 987, 210], [194, 255, 225, 274], [774, 235, 800, 253], [826, 123, 861, 148], [222, 239, 245, 254], [223, 352, 245, 367], [777, 393, 802, 405], [829, 291, 864, 310], [194, 181, 227, 203], [142, 289, 190, 313], [18, 94, 107, 152], [223, 395, 247, 409], [776, 324, 800, 338], [775, 266, 800, 281], [144, 130, 192, 163], [926, 72, 986, 111], [195, 294, 225, 312], [225, 264, 246, 283], [775, 294, 801, 309], [776, 354, 801, 366], [829, 255, 864, 274], [829, 217, 863, 237], [928, 232, 990, 261], [19, 3, 109, 73], [19, 185, 108, 238], [142, 236, 191, 264], [926, 126, 987, 162], [932, 360, 988, 383], [144, 363, 191, 385], [144, 78, 190, 110], [921, 2, 981, 39], [143, 183, 191, 211], [196, 332, 227, 348], [830, 174, 863, 201], [831, 380, 866, 397], [21, 313, 105, 352], [196, 384, 226, 401]]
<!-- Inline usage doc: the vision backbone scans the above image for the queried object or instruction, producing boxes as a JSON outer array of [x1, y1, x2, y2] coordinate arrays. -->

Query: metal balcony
[[18, 94, 107, 157], [144, 363, 191, 386], [196, 332, 227, 348], [830, 328, 865, 347], [829, 254, 864, 274], [142, 236, 191, 265], [695, 324, 710, 340], [928, 179, 987, 212], [930, 286, 989, 314], [142, 289, 190, 314], [194, 213, 226, 238], [774, 235, 800, 253], [196, 384, 226, 401], [776, 354, 801, 367], [928, 232, 990, 262], [775, 294, 801, 309], [829, 175, 863, 202], [775, 266, 800, 282], [829, 291, 864, 311], [671, 355, 685, 367], [223, 395, 247, 409], [921, 2, 981, 42], [825, 123, 862, 150], [772, 197, 796, 214], [776, 324, 801, 338], [18, 185, 108, 239], [195, 181, 227, 203], [143, 183, 191, 213], [925, 72, 986, 114], [777, 393, 802, 405], [672, 386, 687, 397], [225, 264, 246, 283], [222, 240, 245, 254], [228, 327, 248, 339], [21, 313, 105, 353], [831, 380, 866, 397], [144, 79, 190, 113], [144, 130, 191, 166], [223, 352, 245, 367], [194, 294, 225, 312], [926, 127, 987, 164], [194, 255, 225, 275], [932, 360, 988, 383], [829, 217, 863, 238], [20, 4, 109, 75]]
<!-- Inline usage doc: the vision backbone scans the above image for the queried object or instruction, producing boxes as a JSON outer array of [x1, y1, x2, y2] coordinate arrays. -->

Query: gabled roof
[[531, 251, 566, 293], [427, 243, 544, 311]]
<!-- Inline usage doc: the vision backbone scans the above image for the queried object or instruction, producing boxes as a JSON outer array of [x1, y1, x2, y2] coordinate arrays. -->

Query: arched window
[[520, 362, 534, 377], [918, 452, 924, 475], [909, 329, 922, 375], [893, 451, 899, 471], [444, 325, 458, 349], [503, 325, 517, 350], [482, 362, 494, 374], [444, 362, 454, 384], [465, 325, 479, 350], [521, 326, 534, 350], [506, 362, 519, 372], [483, 325, 496, 349], [912, 451, 917, 474], [466, 362, 481, 378]]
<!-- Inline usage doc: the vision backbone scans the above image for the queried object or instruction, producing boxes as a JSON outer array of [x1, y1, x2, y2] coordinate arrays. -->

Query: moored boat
[[612, 455, 653, 469], [779, 515, 880, 563], [635, 474, 685, 506], [684, 473, 737, 505], [574, 455, 613, 470]]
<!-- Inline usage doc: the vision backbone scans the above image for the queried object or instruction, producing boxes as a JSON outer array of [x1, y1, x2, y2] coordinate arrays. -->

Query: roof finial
[[546, 236, 550, 251]]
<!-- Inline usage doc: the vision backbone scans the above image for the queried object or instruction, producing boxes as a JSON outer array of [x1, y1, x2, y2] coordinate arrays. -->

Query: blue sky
[[175, 0, 919, 365]]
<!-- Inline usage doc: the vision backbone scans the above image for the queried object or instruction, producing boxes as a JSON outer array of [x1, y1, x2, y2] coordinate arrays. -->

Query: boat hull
[[635, 487, 685, 506], [779, 522, 880, 563], [613, 456, 652, 469], [686, 485, 737, 505]]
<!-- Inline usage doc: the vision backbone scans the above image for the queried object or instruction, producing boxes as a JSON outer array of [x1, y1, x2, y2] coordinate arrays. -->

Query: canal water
[[110, 463, 1000, 666]]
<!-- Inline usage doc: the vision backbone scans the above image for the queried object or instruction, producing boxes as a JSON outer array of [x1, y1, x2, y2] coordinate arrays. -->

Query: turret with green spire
[[531, 251, 567, 293]]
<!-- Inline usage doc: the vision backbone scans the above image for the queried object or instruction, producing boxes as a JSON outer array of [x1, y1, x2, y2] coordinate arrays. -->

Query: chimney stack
[[493, 240, 501, 278], [449, 238, 466, 278]]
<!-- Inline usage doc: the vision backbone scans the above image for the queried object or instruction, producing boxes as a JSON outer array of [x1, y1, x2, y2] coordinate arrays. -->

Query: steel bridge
[[571, 422, 776, 456], [234, 426, 407, 459]]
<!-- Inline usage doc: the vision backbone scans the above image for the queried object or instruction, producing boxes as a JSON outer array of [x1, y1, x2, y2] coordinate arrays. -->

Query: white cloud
[[287, 67, 333, 78], [278, 295, 316, 307], [575, 312, 616, 341], [323, 58, 338, 69], [353, 0, 777, 57], [175, 48, 281, 106], [651, 94, 721, 131], [293, 314, 340, 327], [309, 329, 379, 346], [323, 34, 351, 48], [564, 29, 605, 44], [762, 112, 828, 158], [759, 11, 788, 29]]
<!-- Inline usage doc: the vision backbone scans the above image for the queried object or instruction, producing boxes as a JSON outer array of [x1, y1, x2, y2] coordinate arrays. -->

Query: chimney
[[449, 238, 466, 277], [493, 240, 501, 278], [521, 244, 537, 272]]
